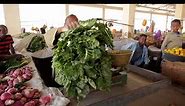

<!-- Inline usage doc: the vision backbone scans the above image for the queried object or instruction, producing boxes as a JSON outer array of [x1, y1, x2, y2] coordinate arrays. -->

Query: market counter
[[69, 65, 169, 106], [128, 84, 185, 106]]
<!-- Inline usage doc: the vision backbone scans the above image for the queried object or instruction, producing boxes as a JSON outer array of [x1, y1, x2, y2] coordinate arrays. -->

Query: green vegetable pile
[[52, 19, 113, 101], [0, 57, 29, 73], [18, 32, 32, 38], [26, 34, 47, 53]]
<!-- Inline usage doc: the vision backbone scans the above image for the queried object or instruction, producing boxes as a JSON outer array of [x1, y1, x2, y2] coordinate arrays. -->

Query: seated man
[[122, 34, 149, 68], [0, 25, 15, 55], [0, 25, 23, 61]]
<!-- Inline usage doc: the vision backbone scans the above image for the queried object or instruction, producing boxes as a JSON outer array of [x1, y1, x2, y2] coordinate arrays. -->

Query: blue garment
[[130, 45, 143, 65], [122, 42, 149, 66]]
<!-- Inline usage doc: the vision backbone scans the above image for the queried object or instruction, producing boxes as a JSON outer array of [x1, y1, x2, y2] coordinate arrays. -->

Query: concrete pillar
[[175, 4, 185, 32], [122, 4, 136, 38], [3, 4, 21, 35]]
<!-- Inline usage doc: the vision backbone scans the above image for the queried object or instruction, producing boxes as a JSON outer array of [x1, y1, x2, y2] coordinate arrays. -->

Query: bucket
[[109, 50, 132, 67], [32, 56, 62, 87]]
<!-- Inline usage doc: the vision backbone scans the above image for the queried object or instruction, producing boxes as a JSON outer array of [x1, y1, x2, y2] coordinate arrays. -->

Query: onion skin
[[4, 99, 15, 105]]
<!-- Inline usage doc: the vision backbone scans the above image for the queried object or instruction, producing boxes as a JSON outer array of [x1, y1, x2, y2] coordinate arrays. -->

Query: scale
[[108, 49, 132, 86], [95, 18, 134, 86]]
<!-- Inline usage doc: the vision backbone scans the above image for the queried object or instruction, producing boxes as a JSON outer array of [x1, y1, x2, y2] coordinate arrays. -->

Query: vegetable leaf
[[52, 18, 113, 101]]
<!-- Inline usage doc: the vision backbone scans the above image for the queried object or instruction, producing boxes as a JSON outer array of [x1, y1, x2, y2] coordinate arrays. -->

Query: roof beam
[[136, 4, 175, 13]]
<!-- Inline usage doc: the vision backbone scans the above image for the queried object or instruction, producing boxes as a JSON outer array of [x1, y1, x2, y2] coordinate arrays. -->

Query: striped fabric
[[0, 35, 14, 55]]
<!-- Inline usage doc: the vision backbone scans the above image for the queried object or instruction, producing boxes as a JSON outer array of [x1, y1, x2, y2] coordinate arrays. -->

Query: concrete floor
[[128, 85, 185, 106]]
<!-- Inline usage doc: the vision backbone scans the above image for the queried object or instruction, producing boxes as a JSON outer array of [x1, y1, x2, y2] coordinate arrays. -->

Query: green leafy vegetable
[[26, 34, 47, 52], [0, 57, 29, 73], [52, 18, 113, 101], [18, 32, 32, 38]]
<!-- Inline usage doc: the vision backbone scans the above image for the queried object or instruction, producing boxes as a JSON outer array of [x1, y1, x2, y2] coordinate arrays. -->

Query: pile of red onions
[[0, 65, 52, 106]]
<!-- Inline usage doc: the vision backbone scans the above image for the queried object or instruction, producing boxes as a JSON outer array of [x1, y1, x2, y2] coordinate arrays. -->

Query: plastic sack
[[14, 34, 36, 52]]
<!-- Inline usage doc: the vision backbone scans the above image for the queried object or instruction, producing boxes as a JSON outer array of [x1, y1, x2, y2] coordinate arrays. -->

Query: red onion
[[11, 101, 24, 106], [24, 101, 36, 106], [14, 93, 22, 100], [0, 92, 12, 101], [39, 95, 52, 105], [7, 88, 17, 94]]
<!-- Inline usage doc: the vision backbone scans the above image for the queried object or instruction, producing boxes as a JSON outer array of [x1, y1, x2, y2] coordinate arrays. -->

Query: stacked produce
[[52, 18, 113, 101], [17, 32, 32, 39], [0, 57, 29, 74], [164, 48, 185, 56], [14, 33, 47, 53], [26, 35, 47, 53], [0, 65, 52, 106]]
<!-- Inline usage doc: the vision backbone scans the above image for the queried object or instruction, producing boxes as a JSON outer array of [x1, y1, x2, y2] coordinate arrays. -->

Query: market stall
[[6, 16, 185, 106], [0, 55, 70, 106]]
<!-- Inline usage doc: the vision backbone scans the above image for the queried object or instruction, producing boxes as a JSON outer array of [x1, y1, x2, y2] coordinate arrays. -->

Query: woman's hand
[[57, 21, 79, 34], [65, 21, 79, 29]]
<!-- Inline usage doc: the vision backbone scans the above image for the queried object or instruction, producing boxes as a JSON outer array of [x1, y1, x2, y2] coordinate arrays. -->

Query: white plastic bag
[[14, 34, 36, 52]]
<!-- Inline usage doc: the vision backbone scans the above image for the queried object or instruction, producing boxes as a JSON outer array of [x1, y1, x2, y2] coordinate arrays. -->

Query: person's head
[[171, 19, 181, 32], [138, 34, 147, 46], [0, 25, 8, 36], [64, 14, 79, 26]]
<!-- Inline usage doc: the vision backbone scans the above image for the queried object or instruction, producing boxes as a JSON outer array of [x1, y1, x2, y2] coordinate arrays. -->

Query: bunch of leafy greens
[[18, 32, 32, 38], [52, 19, 113, 101], [26, 34, 47, 53], [0, 57, 29, 73]]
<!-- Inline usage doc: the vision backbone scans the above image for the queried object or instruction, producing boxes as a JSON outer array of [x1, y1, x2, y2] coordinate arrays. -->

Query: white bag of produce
[[31, 48, 53, 58], [14, 33, 36, 52], [41, 87, 70, 106], [44, 28, 58, 48], [51, 96, 70, 106], [113, 38, 137, 50]]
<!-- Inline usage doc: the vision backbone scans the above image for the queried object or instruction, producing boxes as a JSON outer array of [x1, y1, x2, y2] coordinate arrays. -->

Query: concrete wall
[[3, 4, 21, 35]]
